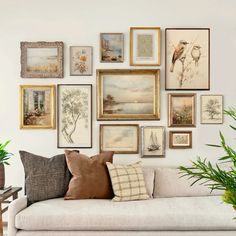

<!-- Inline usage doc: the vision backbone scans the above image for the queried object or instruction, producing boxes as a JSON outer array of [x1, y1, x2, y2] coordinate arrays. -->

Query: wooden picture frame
[[57, 84, 92, 148], [168, 93, 196, 127], [21, 41, 64, 78], [165, 28, 210, 90], [201, 95, 223, 124], [130, 27, 161, 66], [97, 69, 160, 120], [169, 131, 192, 149], [100, 33, 124, 63], [20, 85, 55, 129], [141, 126, 165, 158], [70, 46, 93, 76], [100, 124, 139, 154]]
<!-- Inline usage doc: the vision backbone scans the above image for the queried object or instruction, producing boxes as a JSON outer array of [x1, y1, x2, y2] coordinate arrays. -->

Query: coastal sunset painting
[[97, 69, 160, 120]]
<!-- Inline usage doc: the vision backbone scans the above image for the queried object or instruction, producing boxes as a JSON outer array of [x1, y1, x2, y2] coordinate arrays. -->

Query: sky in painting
[[172, 97, 192, 109]]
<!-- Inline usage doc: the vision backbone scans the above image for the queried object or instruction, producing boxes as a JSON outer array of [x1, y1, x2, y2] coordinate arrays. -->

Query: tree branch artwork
[[204, 99, 220, 120]]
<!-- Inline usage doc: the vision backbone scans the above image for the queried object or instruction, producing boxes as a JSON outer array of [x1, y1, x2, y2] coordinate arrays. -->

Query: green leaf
[[229, 125, 236, 131], [206, 144, 221, 148]]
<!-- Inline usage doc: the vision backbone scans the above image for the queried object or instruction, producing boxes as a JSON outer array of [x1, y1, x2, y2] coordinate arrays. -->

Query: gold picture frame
[[97, 69, 160, 120], [20, 85, 55, 129], [169, 131, 192, 149], [100, 124, 139, 154], [130, 27, 161, 66], [168, 93, 196, 127]]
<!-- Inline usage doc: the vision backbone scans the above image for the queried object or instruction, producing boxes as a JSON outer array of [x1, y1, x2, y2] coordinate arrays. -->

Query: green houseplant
[[0, 140, 13, 189], [179, 107, 236, 211]]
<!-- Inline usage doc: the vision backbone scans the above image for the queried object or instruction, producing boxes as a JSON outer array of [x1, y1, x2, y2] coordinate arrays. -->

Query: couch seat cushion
[[15, 196, 236, 231]]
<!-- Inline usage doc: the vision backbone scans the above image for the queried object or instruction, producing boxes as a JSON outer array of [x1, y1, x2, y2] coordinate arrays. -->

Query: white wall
[[0, 0, 236, 191]]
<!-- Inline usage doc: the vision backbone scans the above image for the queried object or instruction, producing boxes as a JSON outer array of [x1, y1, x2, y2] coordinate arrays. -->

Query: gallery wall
[[0, 0, 236, 190]]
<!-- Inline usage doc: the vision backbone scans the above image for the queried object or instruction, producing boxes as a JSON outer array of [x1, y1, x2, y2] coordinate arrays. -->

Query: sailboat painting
[[141, 126, 165, 157]]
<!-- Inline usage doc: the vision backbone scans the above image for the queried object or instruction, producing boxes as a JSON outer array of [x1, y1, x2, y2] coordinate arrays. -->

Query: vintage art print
[[20, 85, 55, 129], [141, 126, 165, 157], [97, 69, 160, 120], [130, 27, 161, 66], [57, 84, 92, 148], [70, 46, 92, 76], [165, 28, 210, 90], [100, 124, 139, 154], [201, 95, 223, 124], [100, 33, 124, 63], [21, 41, 64, 78], [168, 93, 196, 127], [169, 131, 192, 149]]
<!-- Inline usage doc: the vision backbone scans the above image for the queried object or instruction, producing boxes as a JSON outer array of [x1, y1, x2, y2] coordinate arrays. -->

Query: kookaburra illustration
[[191, 45, 201, 66]]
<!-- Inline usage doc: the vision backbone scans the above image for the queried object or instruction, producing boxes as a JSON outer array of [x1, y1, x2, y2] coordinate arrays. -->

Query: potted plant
[[0, 140, 13, 189], [179, 107, 236, 211]]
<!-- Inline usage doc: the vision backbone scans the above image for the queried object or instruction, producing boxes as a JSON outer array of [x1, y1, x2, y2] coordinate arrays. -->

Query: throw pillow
[[64, 150, 114, 199], [106, 162, 149, 202], [19, 151, 71, 204]]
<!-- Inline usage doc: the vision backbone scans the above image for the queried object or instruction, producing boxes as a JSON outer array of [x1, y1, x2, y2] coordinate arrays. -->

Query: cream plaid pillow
[[106, 162, 149, 202]]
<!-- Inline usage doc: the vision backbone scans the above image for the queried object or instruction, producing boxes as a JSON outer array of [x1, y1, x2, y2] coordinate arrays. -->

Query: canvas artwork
[[97, 69, 160, 120], [201, 95, 223, 124], [169, 131, 192, 149], [70, 46, 92, 76], [57, 84, 92, 148], [169, 93, 196, 127], [20, 85, 55, 129], [165, 28, 210, 90], [100, 124, 139, 154], [21, 42, 64, 78], [100, 33, 124, 62], [141, 126, 165, 157]]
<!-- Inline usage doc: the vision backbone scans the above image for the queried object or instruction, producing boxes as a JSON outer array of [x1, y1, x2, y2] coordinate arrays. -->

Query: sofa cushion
[[142, 167, 154, 198], [15, 196, 236, 231], [154, 167, 223, 198]]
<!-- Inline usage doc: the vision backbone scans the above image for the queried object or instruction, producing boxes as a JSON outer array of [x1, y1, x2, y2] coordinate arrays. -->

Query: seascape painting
[[170, 131, 192, 149], [165, 28, 210, 90]]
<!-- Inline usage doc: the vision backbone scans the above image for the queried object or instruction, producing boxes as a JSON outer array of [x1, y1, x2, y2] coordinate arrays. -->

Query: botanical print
[[173, 134, 189, 146], [137, 34, 153, 58], [20, 85, 55, 129], [170, 131, 192, 149], [142, 126, 165, 157], [70, 46, 92, 75], [58, 85, 92, 148], [169, 94, 195, 127], [100, 125, 138, 154], [166, 29, 210, 90], [100, 33, 124, 62], [201, 95, 223, 124]]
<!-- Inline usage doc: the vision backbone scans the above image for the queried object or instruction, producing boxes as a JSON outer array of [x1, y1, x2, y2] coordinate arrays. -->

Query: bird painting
[[170, 40, 188, 72], [191, 45, 201, 66]]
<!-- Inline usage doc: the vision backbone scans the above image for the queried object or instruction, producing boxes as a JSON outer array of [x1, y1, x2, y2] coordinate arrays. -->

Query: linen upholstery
[[106, 162, 149, 201], [142, 167, 154, 198]]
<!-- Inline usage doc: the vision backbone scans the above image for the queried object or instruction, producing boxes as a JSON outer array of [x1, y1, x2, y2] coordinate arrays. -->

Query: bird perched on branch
[[170, 40, 188, 72], [191, 45, 201, 66]]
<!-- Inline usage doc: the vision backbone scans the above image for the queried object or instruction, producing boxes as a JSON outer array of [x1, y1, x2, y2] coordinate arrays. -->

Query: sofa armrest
[[8, 196, 27, 236]]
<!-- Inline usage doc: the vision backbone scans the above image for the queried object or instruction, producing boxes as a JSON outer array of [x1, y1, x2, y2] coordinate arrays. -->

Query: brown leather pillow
[[64, 150, 114, 199]]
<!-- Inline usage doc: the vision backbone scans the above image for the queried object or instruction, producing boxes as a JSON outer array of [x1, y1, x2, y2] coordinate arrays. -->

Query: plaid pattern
[[106, 162, 149, 202]]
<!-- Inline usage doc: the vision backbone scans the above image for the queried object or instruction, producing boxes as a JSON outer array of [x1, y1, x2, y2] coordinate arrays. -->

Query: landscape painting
[[97, 69, 160, 120], [57, 84, 92, 148], [141, 126, 165, 157], [165, 28, 210, 90], [20, 85, 55, 129], [100, 124, 139, 154], [100, 33, 124, 62], [201, 95, 223, 124], [169, 131, 192, 149], [21, 41, 64, 78], [169, 93, 196, 127]]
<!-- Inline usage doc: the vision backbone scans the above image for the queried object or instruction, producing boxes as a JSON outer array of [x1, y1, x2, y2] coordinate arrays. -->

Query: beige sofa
[[8, 167, 236, 236]]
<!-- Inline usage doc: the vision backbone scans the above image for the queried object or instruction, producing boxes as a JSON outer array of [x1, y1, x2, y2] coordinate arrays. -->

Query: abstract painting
[[169, 131, 192, 149]]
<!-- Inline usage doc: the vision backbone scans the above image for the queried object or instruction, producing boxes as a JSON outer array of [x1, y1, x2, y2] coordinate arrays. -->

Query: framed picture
[[21, 41, 64, 78], [165, 28, 210, 90], [57, 84, 92, 148], [20, 85, 55, 129], [169, 131, 192, 149], [201, 95, 223, 124], [97, 69, 160, 120], [168, 93, 196, 127], [100, 33, 124, 62], [130, 27, 161, 66], [70, 46, 92, 76], [100, 124, 139, 154], [141, 126, 165, 158]]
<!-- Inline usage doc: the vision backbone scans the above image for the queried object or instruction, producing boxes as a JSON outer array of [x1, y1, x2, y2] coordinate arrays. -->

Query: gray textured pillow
[[20, 151, 71, 204]]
